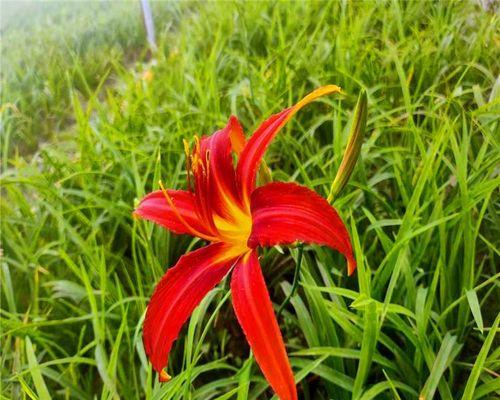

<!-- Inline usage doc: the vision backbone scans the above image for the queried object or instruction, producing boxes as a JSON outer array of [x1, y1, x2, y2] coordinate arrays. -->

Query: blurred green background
[[1, 1, 499, 399]]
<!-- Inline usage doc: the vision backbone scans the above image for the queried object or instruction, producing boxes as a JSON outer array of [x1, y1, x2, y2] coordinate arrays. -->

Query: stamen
[[183, 139, 191, 157], [205, 149, 211, 180], [191, 156, 204, 175], [158, 180, 217, 242], [183, 139, 192, 191], [200, 158, 206, 176], [193, 135, 200, 154]]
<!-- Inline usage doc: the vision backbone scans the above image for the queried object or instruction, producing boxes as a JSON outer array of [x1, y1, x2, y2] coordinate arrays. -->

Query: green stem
[[277, 244, 304, 320]]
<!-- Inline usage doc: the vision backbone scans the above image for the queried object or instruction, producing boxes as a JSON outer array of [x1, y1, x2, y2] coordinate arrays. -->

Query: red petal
[[143, 243, 237, 377], [231, 251, 297, 400], [134, 189, 216, 239], [248, 182, 356, 275], [199, 117, 245, 220], [236, 85, 342, 204]]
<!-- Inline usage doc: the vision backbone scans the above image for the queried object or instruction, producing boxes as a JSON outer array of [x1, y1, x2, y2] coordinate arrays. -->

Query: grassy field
[[1, 1, 499, 399]]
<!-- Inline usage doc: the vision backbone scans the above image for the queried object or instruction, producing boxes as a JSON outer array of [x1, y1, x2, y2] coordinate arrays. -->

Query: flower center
[[213, 207, 252, 253]]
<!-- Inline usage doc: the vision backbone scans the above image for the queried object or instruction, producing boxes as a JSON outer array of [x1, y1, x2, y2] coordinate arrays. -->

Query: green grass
[[1, 1, 499, 399]]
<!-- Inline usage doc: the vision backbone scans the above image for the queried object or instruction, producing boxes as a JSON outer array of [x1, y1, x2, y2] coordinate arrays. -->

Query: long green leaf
[[461, 313, 500, 400], [24, 336, 51, 400]]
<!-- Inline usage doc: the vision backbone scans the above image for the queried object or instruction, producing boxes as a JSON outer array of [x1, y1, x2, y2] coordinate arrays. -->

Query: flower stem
[[277, 244, 304, 320]]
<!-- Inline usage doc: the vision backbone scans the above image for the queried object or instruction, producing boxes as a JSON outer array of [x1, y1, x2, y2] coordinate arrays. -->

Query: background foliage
[[1, 1, 499, 399]]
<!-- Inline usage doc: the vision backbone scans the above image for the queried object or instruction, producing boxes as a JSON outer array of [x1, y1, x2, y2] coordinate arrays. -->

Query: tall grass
[[1, 1, 499, 399]]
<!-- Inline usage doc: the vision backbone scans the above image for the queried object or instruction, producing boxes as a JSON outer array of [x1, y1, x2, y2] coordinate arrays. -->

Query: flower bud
[[328, 89, 367, 202]]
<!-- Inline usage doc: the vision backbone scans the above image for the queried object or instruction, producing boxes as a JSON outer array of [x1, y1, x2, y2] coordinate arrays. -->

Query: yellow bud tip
[[159, 369, 171, 382]]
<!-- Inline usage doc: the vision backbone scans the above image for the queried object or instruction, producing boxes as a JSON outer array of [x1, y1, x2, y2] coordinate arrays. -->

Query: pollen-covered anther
[[193, 135, 201, 154], [182, 138, 191, 158], [191, 156, 206, 175]]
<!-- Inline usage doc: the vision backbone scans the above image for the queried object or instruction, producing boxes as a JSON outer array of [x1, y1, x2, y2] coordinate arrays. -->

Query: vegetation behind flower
[[1, 1, 498, 399]]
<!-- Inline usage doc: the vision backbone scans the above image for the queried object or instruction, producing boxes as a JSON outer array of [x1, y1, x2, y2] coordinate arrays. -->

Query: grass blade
[[461, 313, 500, 400], [24, 337, 52, 400], [419, 333, 458, 400], [352, 300, 378, 399], [466, 289, 484, 334]]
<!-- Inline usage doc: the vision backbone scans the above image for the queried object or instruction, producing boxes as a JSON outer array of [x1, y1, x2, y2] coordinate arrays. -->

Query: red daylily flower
[[134, 85, 356, 400]]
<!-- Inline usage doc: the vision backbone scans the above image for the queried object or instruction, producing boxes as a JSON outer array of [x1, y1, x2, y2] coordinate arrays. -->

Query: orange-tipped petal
[[134, 189, 216, 239], [236, 85, 342, 204], [231, 251, 297, 400], [143, 243, 237, 378], [159, 369, 171, 382], [248, 182, 356, 275]]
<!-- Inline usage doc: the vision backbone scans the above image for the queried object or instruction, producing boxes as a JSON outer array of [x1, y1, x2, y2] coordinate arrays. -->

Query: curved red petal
[[231, 251, 297, 400], [236, 85, 342, 204], [248, 182, 356, 275], [236, 109, 290, 204], [143, 243, 237, 376], [197, 117, 247, 222], [134, 189, 215, 239]]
